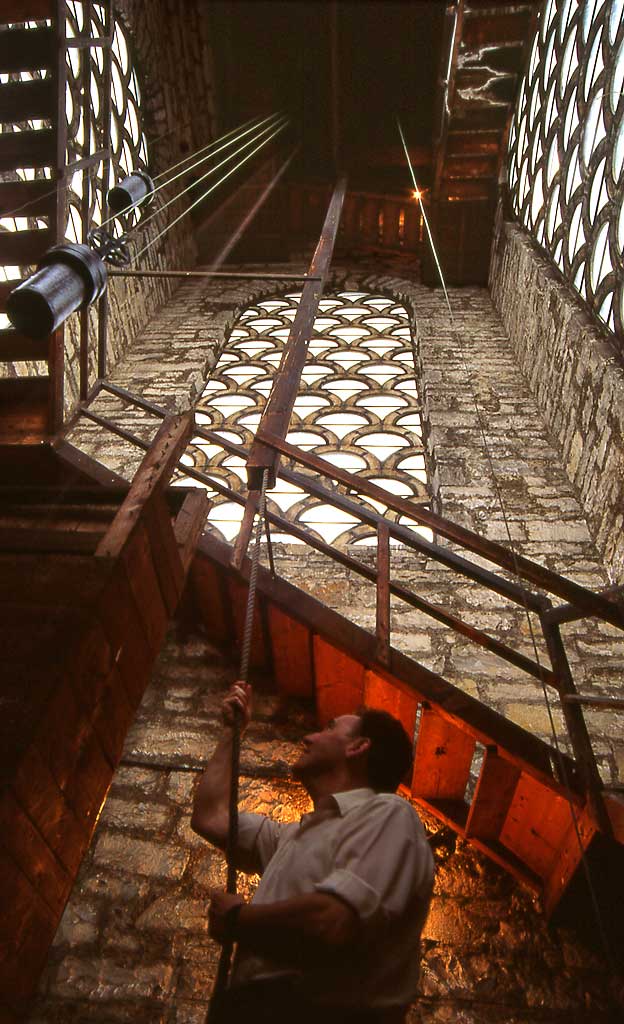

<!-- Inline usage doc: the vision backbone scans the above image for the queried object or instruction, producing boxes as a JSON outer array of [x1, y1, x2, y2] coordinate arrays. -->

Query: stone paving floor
[[28, 628, 624, 1023]]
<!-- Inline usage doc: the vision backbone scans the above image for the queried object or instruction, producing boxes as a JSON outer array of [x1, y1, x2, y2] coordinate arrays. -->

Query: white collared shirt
[[231, 788, 434, 1008]]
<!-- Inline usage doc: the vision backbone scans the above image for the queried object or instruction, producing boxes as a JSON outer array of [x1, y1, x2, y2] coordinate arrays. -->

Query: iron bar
[[376, 521, 390, 666], [77, 400, 557, 684], [108, 269, 318, 282], [258, 430, 624, 628], [97, 1, 112, 382], [246, 176, 348, 489], [65, 147, 108, 173], [95, 382, 551, 612], [562, 694, 624, 710], [540, 616, 611, 835], [544, 584, 624, 626]]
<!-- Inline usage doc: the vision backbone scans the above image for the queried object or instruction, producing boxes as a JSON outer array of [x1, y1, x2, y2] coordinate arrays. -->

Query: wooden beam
[[0, 26, 55, 73], [246, 177, 347, 488], [0, 79, 55, 123], [412, 706, 475, 802], [95, 411, 194, 560], [173, 489, 210, 575], [465, 746, 520, 841]]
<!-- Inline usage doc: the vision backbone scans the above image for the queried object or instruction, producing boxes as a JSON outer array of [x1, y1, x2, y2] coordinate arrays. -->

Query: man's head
[[292, 708, 413, 795]]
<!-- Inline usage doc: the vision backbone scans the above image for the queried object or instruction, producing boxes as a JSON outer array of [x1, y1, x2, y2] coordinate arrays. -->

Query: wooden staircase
[[0, 414, 209, 1019], [190, 530, 624, 921]]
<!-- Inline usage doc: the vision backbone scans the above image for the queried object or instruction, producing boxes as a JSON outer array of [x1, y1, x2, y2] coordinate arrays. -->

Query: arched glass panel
[[183, 293, 432, 549], [507, 0, 624, 337]]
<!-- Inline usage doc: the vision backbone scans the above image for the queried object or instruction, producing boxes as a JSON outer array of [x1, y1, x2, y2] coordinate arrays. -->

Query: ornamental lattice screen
[[178, 291, 433, 548], [0, 2, 148, 297], [507, 0, 624, 338]]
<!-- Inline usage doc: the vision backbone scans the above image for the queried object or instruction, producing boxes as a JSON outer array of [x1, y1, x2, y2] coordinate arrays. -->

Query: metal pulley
[[7, 242, 107, 339], [108, 169, 155, 217]]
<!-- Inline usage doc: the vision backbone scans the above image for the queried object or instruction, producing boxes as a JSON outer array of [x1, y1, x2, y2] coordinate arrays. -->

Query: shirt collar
[[332, 787, 377, 816]]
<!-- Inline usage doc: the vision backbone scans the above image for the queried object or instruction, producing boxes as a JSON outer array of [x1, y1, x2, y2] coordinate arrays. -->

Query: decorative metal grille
[[179, 291, 433, 548], [507, 0, 624, 337], [0, 3, 148, 291]]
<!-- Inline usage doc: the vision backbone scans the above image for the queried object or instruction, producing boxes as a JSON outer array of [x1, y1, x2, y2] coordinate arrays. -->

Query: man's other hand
[[208, 889, 245, 943], [222, 680, 252, 731]]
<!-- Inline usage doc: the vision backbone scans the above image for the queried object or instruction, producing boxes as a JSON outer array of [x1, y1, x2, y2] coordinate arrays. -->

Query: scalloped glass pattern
[[507, 0, 624, 337], [0, 4, 148, 292], [177, 292, 433, 548]]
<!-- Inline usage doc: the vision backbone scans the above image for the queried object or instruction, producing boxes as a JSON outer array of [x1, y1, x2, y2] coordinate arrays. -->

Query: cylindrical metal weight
[[7, 243, 108, 339], [108, 170, 155, 216]]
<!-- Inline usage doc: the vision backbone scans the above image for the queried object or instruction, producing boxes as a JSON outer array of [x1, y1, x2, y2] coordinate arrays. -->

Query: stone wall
[[66, 260, 624, 785], [28, 630, 624, 1023], [489, 216, 624, 584]]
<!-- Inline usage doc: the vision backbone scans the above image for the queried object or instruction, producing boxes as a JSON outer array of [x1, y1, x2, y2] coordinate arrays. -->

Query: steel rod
[[246, 176, 348, 489], [108, 269, 318, 281]]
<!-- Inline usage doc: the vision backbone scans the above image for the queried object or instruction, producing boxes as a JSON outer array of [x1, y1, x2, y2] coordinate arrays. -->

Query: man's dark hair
[[356, 708, 413, 792]]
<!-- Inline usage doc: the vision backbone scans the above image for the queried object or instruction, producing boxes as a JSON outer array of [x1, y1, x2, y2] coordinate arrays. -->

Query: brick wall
[[489, 215, 624, 584]]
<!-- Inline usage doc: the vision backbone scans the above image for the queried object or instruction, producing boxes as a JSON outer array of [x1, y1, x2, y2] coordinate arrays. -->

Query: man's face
[[291, 714, 362, 782]]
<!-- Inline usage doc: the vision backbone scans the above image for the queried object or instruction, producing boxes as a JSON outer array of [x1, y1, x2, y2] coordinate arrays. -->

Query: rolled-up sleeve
[[313, 797, 432, 926], [234, 813, 283, 875]]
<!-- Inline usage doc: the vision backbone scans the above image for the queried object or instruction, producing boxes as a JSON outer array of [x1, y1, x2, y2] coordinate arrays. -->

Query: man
[[191, 681, 434, 1023]]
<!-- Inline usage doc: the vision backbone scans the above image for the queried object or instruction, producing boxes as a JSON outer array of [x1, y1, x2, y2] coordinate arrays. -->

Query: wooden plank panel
[[0, 26, 55, 73], [0, 524, 105, 553], [0, 329, 49, 362], [364, 669, 418, 739], [0, 78, 55, 121], [499, 774, 580, 881], [11, 745, 88, 875], [0, 228, 52, 266], [118, 519, 169, 655], [190, 558, 234, 648], [313, 636, 366, 725], [543, 803, 597, 916], [0, 378, 49, 443], [465, 747, 520, 841], [173, 487, 210, 573], [268, 605, 314, 697], [227, 574, 268, 670], [92, 665, 135, 768], [0, 129, 55, 171], [95, 574, 152, 712], [0, 789, 71, 917], [0, 847, 56, 1010], [143, 494, 184, 616], [412, 706, 475, 801]]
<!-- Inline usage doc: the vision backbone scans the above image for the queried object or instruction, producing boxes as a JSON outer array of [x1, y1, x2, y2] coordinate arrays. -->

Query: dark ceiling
[[203, 1, 539, 283], [208, 0, 445, 192]]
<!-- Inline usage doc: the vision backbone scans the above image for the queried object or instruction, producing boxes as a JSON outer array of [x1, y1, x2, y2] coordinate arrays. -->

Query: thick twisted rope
[[207, 469, 270, 1022]]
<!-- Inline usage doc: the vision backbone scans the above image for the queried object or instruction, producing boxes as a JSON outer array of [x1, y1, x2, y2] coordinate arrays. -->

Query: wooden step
[[0, 377, 50, 443], [0, 228, 53, 266], [0, 1, 54, 24], [267, 604, 315, 697], [498, 773, 585, 881], [0, 129, 56, 172], [0, 329, 49, 362], [0, 26, 55, 74], [0, 78, 55, 122], [314, 636, 366, 723], [465, 746, 521, 841], [412, 705, 475, 807], [0, 180, 56, 221]]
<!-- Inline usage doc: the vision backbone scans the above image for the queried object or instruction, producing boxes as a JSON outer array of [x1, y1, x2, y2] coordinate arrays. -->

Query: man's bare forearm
[[191, 730, 234, 847], [218, 892, 359, 966]]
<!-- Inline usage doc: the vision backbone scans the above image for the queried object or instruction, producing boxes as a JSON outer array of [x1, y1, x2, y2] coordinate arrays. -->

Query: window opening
[[182, 292, 433, 548], [0, 5, 149, 301], [507, 0, 624, 338]]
